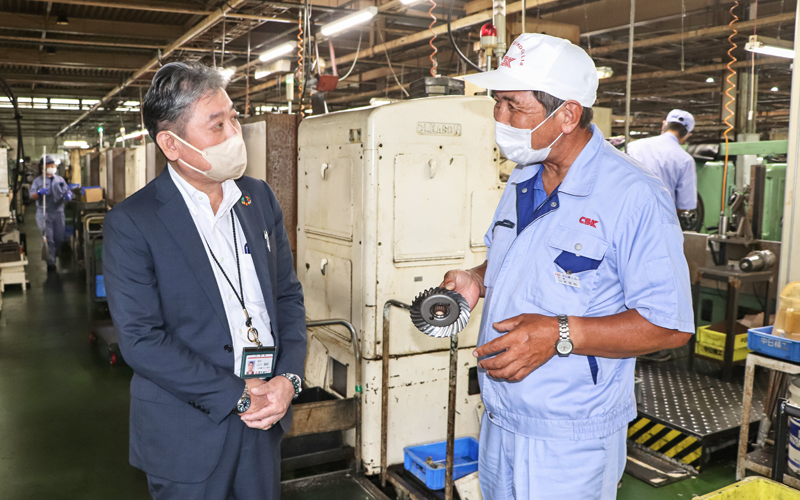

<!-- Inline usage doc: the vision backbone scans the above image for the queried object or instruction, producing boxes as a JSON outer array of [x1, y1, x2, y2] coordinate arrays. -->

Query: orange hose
[[722, 1, 738, 214], [298, 16, 305, 115], [428, 0, 438, 77]]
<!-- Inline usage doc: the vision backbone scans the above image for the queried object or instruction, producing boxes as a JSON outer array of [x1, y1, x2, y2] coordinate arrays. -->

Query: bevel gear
[[410, 287, 471, 338]]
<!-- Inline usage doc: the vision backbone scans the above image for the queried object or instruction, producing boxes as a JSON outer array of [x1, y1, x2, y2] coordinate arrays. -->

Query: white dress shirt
[[169, 165, 273, 376]]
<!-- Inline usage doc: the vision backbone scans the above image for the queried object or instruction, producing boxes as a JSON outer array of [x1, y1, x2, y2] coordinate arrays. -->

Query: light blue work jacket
[[479, 125, 694, 441], [30, 174, 71, 213], [626, 133, 697, 210]]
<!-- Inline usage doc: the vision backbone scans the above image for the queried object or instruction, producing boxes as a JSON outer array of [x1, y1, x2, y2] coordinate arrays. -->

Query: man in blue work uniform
[[442, 34, 694, 499], [626, 110, 697, 362], [627, 109, 697, 216], [29, 156, 73, 270]]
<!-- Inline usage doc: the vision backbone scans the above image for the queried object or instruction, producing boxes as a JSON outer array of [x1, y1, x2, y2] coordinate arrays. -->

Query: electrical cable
[[0, 75, 25, 199], [339, 30, 363, 80], [722, 2, 738, 215], [377, 31, 409, 97], [428, 0, 438, 77], [448, 0, 482, 73]]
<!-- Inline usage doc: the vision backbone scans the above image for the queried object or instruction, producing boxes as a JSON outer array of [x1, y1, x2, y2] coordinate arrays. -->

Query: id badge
[[240, 346, 276, 379]]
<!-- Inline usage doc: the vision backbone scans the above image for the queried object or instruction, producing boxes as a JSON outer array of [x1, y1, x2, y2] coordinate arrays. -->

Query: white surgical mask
[[46, 167, 57, 176], [168, 131, 248, 182], [495, 102, 565, 166]]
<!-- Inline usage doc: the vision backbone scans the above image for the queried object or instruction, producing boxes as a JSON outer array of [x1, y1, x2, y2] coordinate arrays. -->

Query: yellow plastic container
[[775, 282, 800, 340], [695, 342, 750, 362], [698, 477, 800, 499], [698, 324, 750, 350]]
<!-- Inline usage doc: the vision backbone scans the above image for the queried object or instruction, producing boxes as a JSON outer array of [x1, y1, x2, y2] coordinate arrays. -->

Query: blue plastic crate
[[403, 437, 479, 490], [748, 326, 800, 362], [95, 275, 106, 298]]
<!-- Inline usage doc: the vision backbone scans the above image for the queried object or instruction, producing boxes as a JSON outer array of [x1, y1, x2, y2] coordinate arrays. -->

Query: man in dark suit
[[104, 61, 306, 499]]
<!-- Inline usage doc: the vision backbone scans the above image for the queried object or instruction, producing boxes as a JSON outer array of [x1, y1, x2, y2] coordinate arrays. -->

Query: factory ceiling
[[0, 0, 795, 144]]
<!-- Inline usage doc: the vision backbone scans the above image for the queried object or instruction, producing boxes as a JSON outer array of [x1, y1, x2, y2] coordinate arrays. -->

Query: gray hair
[[143, 61, 229, 140], [531, 91, 594, 130]]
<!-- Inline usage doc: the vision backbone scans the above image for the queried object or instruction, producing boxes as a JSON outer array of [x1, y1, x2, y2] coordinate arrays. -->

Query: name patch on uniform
[[554, 271, 581, 288]]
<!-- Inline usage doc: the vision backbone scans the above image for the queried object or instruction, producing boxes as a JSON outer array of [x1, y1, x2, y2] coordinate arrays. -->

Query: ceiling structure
[[0, 0, 795, 145]]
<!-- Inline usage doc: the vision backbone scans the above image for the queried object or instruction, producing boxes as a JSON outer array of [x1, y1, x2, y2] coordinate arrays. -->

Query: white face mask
[[46, 167, 57, 176], [168, 130, 248, 182], [495, 102, 565, 166]]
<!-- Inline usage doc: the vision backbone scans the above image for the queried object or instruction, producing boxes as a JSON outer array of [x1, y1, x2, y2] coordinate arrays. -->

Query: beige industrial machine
[[297, 96, 502, 475]]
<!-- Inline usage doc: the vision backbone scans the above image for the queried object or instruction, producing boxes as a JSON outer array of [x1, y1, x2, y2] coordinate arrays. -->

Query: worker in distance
[[626, 109, 698, 363], [29, 155, 73, 271], [440, 34, 693, 499], [103, 61, 306, 499]]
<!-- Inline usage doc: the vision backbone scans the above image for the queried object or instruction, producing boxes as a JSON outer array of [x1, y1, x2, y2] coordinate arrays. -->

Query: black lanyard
[[203, 209, 262, 346]]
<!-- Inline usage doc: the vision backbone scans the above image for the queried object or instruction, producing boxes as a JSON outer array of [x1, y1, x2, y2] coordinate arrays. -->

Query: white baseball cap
[[462, 33, 598, 107], [666, 109, 695, 133]]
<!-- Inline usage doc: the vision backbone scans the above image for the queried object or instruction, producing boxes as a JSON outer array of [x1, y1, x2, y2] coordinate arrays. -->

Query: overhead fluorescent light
[[399, 0, 418, 4], [63, 140, 89, 148], [771, 86, 779, 92], [596, 66, 614, 79], [218, 67, 236, 78], [259, 41, 297, 63], [116, 130, 149, 143], [706, 77, 715, 83], [745, 34, 795, 59], [320, 7, 377, 37], [255, 59, 293, 80]]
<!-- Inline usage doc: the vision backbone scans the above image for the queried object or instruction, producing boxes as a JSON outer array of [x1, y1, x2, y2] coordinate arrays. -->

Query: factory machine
[[296, 96, 502, 476]]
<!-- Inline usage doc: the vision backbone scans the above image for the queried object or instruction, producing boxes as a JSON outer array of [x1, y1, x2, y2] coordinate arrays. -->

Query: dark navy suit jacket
[[103, 168, 306, 483]]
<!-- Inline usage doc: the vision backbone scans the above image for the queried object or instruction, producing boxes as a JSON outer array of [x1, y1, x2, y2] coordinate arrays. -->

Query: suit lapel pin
[[241, 195, 252, 206]]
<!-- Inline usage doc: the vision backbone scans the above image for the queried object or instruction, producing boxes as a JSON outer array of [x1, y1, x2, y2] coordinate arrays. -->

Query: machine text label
[[416, 122, 462, 137]]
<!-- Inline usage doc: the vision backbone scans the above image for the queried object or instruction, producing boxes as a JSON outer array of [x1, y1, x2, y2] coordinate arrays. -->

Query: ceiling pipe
[[56, 0, 248, 136]]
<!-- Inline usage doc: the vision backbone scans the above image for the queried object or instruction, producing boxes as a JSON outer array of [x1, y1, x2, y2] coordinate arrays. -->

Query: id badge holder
[[240, 346, 276, 379]]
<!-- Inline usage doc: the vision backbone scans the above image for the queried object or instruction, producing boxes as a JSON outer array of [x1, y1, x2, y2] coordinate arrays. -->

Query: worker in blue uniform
[[626, 110, 697, 363], [440, 34, 694, 499], [626, 109, 697, 215], [29, 155, 73, 270]]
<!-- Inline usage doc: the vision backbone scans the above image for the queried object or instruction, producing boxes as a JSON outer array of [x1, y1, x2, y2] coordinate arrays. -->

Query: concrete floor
[[0, 203, 740, 499]]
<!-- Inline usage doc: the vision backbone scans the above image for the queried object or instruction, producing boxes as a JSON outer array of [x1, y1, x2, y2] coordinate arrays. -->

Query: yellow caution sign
[[627, 417, 703, 469]]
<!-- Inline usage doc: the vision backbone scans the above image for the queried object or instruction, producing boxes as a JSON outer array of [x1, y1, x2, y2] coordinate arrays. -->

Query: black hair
[[143, 61, 228, 140], [531, 91, 594, 130], [665, 121, 689, 139]]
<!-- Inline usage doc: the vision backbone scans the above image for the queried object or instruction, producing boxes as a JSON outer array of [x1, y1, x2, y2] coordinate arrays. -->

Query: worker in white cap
[[627, 109, 698, 215], [29, 155, 73, 271], [439, 34, 694, 499]]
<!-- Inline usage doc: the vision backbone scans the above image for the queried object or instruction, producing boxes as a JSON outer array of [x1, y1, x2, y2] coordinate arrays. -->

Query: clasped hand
[[239, 376, 294, 430], [474, 314, 561, 382]]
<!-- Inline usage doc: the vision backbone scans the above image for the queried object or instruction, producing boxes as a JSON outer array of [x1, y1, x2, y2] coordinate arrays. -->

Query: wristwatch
[[555, 315, 573, 357], [233, 386, 251, 414], [278, 373, 302, 399]]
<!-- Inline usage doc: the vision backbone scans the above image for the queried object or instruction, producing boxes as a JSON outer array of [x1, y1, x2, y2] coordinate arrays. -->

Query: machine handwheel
[[89, 332, 98, 344]]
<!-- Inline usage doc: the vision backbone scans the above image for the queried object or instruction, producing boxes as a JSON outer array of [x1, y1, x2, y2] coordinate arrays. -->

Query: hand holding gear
[[410, 287, 471, 338]]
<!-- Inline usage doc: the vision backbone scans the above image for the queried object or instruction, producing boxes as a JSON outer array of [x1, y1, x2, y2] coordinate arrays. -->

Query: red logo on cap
[[500, 56, 516, 68]]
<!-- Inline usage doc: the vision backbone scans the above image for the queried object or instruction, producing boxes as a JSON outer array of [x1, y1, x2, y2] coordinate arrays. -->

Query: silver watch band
[[558, 314, 570, 340]]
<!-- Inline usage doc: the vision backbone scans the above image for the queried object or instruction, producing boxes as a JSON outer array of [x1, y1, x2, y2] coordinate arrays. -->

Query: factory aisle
[[0, 204, 740, 499], [0, 204, 149, 499]]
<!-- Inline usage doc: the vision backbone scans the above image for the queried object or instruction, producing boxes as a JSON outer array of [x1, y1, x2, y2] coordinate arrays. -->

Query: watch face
[[238, 398, 251, 413], [556, 339, 573, 355]]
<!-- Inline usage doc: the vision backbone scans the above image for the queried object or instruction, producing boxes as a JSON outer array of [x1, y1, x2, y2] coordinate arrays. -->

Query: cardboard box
[[81, 187, 103, 203]]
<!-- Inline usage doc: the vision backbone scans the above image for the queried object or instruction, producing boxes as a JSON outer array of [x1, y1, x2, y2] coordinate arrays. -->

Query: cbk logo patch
[[579, 217, 599, 228]]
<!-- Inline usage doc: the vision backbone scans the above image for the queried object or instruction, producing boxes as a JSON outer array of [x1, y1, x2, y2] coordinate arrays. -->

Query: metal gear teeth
[[409, 287, 471, 338]]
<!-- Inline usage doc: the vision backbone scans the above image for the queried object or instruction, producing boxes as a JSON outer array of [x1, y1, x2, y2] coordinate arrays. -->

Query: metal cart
[[83, 213, 121, 365], [71, 201, 106, 268]]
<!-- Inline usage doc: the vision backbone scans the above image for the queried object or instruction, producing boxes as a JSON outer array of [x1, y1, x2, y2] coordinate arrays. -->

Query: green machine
[[693, 140, 788, 241]]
